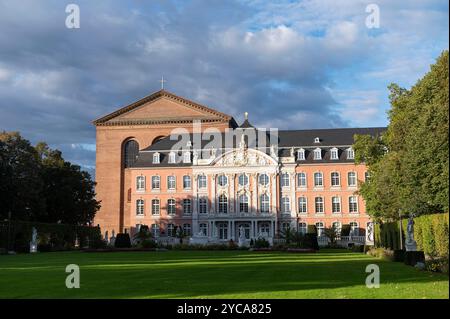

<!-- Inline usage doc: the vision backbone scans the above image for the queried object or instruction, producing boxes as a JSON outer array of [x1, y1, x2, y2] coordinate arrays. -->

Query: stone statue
[[270, 145, 277, 158], [30, 227, 38, 253], [193, 150, 198, 162], [210, 148, 216, 159], [238, 226, 246, 247], [405, 214, 417, 251], [104, 230, 109, 242], [366, 222, 374, 242], [290, 147, 294, 157]]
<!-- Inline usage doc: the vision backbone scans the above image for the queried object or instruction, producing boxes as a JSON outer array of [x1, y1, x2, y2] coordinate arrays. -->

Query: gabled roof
[[93, 89, 238, 127]]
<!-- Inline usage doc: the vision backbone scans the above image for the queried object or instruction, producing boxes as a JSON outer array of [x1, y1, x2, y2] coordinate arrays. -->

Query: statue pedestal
[[29, 242, 37, 253], [238, 238, 246, 247], [189, 236, 208, 245], [405, 240, 417, 252]]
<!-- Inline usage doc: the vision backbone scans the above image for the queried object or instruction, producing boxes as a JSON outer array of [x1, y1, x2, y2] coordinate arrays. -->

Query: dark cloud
[[0, 0, 447, 170]]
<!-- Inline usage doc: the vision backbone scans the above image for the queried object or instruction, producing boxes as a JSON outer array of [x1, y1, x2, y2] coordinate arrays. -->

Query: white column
[[211, 175, 216, 213], [229, 174, 235, 213], [271, 174, 277, 214], [192, 174, 199, 235], [252, 173, 258, 213]]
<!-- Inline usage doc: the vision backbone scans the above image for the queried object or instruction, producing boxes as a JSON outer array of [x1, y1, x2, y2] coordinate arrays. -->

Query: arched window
[[167, 199, 176, 215], [281, 196, 290, 213], [218, 175, 228, 187], [153, 152, 160, 164], [349, 196, 358, 213], [167, 223, 175, 237], [315, 197, 324, 214], [123, 140, 139, 168], [238, 173, 248, 186], [151, 224, 160, 237], [198, 197, 208, 214], [239, 194, 249, 213], [297, 172, 306, 187], [260, 194, 270, 213], [198, 175, 207, 189], [332, 196, 341, 213], [183, 175, 191, 189], [298, 196, 307, 213], [259, 174, 269, 186], [348, 172, 357, 187], [332, 222, 342, 238], [298, 222, 307, 234], [136, 199, 144, 215], [331, 172, 340, 186], [151, 199, 160, 215], [316, 222, 324, 236], [314, 172, 323, 187], [136, 175, 145, 191], [281, 173, 290, 187], [183, 199, 192, 215], [167, 176, 176, 190], [218, 195, 228, 214]]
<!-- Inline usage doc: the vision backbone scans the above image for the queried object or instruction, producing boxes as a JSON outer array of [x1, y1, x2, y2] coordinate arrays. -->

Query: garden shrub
[[140, 239, 157, 249], [114, 233, 131, 248], [253, 238, 270, 248]]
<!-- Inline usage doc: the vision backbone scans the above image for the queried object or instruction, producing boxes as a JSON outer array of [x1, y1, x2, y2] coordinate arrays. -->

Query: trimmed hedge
[[375, 212, 449, 258], [0, 220, 103, 252]]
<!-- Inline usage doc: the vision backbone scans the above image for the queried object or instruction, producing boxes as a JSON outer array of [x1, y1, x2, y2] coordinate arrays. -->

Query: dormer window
[[152, 152, 160, 164], [297, 148, 305, 161], [347, 147, 355, 160], [168, 151, 176, 164], [314, 137, 321, 143], [183, 151, 191, 163], [313, 148, 322, 160], [330, 148, 339, 160]]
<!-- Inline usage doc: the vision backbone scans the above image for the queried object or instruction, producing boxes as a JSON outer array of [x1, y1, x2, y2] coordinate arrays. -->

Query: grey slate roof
[[130, 126, 386, 168]]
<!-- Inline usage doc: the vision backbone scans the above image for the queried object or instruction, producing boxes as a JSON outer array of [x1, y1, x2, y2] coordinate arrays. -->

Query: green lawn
[[0, 249, 448, 299]]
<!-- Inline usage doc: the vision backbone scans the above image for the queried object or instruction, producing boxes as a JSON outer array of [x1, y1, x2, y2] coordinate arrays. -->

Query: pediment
[[212, 148, 278, 167], [93, 90, 233, 126]]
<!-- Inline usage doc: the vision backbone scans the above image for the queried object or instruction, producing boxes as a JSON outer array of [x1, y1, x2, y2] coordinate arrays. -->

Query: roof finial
[[159, 76, 167, 90], [244, 112, 248, 120]]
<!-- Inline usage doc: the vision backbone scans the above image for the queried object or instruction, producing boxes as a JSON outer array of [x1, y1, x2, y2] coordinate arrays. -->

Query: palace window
[[259, 174, 269, 186], [152, 152, 160, 164], [330, 148, 339, 160], [199, 223, 208, 236], [281, 222, 290, 233], [349, 196, 358, 213], [298, 197, 307, 214], [298, 222, 307, 235], [315, 197, 324, 214], [239, 194, 249, 213], [167, 199, 176, 215], [168, 151, 176, 164], [136, 199, 144, 216], [151, 224, 160, 237], [238, 173, 249, 187], [297, 172, 307, 187], [314, 172, 323, 187], [151, 199, 160, 215], [218, 175, 228, 187], [218, 195, 228, 214], [297, 148, 305, 161], [260, 194, 270, 213], [183, 199, 192, 215], [167, 223, 175, 237], [313, 148, 322, 160], [136, 176, 145, 191], [198, 197, 208, 214], [218, 222, 228, 240], [123, 140, 139, 168], [281, 173, 290, 187], [183, 151, 191, 163], [331, 172, 340, 187], [364, 171, 370, 182], [183, 175, 191, 189], [198, 175, 207, 189], [281, 197, 291, 213], [316, 222, 324, 237], [332, 222, 342, 237], [350, 222, 359, 236], [167, 176, 176, 190], [347, 147, 355, 160], [151, 176, 160, 189], [183, 223, 192, 236], [332, 196, 341, 213], [348, 172, 357, 187]]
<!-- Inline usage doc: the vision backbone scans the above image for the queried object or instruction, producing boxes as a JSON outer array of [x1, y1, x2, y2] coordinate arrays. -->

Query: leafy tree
[[354, 51, 449, 220], [323, 227, 339, 246], [0, 131, 44, 221]]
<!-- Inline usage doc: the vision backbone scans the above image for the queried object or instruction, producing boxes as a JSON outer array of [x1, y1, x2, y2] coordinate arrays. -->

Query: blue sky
[[0, 0, 448, 174]]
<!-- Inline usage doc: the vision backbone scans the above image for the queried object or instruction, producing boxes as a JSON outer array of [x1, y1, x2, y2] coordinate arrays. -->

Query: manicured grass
[[0, 249, 448, 299]]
